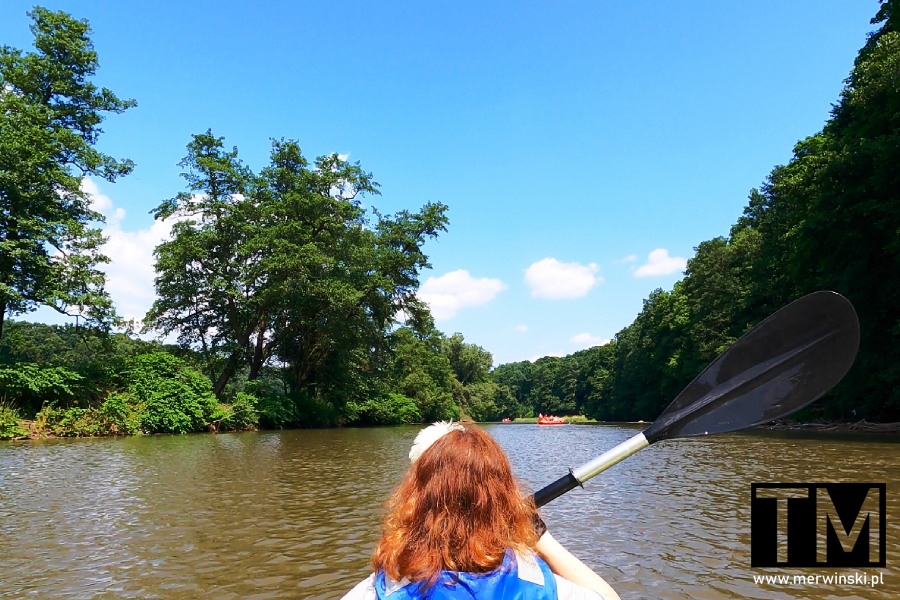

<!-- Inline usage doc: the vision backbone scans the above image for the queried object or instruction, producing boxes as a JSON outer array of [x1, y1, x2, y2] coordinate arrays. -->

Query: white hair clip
[[408, 420, 465, 462]]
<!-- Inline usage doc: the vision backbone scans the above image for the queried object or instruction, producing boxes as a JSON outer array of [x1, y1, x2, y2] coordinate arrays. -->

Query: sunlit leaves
[[0, 8, 134, 337]]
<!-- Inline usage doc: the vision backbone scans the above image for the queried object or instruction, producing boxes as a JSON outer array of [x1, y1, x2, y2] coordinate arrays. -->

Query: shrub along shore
[[0, 350, 259, 441]]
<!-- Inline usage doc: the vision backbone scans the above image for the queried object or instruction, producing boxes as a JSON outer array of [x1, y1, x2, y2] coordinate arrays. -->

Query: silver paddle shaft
[[571, 432, 649, 484]]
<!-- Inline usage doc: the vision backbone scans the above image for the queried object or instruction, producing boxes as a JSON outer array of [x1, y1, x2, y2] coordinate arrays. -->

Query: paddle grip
[[533, 471, 580, 507]]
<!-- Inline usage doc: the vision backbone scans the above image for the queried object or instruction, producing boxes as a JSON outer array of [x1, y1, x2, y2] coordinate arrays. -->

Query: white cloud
[[419, 269, 507, 321], [619, 254, 638, 264], [81, 178, 180, 324], [570, 332, 611, 349], [633, 248, 687, 278], [83, 178, 125, 226], [524, 258, 601, 300], [515, 324, 528, 333]]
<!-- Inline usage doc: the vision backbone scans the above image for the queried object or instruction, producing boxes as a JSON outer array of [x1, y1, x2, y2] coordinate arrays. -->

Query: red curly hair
[[372, 424, 538, 589]]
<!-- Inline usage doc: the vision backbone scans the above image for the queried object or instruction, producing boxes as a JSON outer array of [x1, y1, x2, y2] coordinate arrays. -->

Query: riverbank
[[6, 415, 900, 442], [499, 416, 900, 435], [756, 419, 900, 434]]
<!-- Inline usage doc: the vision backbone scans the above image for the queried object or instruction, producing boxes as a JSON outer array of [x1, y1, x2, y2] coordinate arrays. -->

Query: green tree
[[678, 229, 761, 376], [0, 8, 135, 338], [609, 288, 688, 420], [491, 360, 535, 416], [112, 352, 219, 434], [775, 0, 900, 420], [487, 0, 900, 425], [456, 380, 502, 422], [573, 343, 617, 420], [145, 131, 254, 393], [387, 325, 457, 422], [530, 357, 576, 415], [443, 332, 493, 386], [147, 133, 449, 410], [728, 0, 900, 420], [491, 382, 526, 420]]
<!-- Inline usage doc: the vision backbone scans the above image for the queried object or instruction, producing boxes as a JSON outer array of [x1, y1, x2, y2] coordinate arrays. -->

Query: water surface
[[1, 424, 897, 599]]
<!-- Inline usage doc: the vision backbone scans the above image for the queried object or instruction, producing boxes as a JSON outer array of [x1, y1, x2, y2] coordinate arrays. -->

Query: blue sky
[[1, 1, 880, 365]]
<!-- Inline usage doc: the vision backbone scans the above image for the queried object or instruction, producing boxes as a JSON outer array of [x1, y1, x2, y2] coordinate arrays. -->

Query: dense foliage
[[146, 132, 450, 407], [0, 320, 499, 435], [2, 2, 899, 438]]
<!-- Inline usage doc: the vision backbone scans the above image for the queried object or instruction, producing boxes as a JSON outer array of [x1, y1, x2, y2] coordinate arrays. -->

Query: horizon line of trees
[[3, 1, 899, 437]]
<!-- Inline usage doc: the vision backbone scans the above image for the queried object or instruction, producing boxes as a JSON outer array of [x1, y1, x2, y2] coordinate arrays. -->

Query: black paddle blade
[[642, 291, 859, 443]]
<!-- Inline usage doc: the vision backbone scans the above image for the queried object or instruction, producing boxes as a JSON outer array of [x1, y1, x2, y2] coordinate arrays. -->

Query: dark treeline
[[2, 2, 899, 438]]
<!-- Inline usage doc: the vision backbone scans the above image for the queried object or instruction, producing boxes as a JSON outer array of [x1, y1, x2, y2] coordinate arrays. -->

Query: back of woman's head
[[372, 424, 537, 586]]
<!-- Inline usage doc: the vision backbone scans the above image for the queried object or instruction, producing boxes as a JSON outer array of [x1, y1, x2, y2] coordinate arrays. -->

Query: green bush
[[348, 393, 422, 426], [118, 352, 219, 434], [100, 392, 144, 435], [0, 364, 85, 416], [218, 392, 259, 431], [0, 402, 27, 440], [36, 406, 110, 437]]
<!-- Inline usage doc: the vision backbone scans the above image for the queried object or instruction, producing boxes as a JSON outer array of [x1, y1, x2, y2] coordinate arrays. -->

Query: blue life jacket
[[374, 549, 558, 599]]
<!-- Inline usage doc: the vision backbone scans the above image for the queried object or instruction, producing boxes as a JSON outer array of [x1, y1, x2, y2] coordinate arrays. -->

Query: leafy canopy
[[0, 7, 134, 338]]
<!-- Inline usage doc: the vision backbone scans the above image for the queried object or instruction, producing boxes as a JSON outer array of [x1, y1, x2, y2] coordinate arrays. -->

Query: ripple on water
[[1, 426, 898, 599]]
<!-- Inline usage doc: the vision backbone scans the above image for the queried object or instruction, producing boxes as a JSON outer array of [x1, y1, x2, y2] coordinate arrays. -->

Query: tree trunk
[[248, 326, 267, 381], [213, 352, 242, 397]]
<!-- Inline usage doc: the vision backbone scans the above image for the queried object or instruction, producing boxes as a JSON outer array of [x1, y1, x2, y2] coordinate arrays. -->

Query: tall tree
[[0, 8, 135, 339], [443, 332, 493, 386], [489, 0, 900, 424], [388, 325, 457, 421], [147, 132, 449, 402], [609, 287, 687, 420], [146, 131, 253, 392], [572, 343, 617, 420], [491, 360, 535, 414]]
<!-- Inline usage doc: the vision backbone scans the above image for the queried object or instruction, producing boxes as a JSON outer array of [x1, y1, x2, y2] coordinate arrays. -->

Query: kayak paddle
[[533, 290, 860, 507]]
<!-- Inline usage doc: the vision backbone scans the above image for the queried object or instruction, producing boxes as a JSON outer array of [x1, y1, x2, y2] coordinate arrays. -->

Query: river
[[1, 424, 897, 599]]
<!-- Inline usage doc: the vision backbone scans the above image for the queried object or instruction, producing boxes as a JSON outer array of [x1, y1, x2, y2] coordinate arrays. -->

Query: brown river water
[[1, 424, 898, 599]]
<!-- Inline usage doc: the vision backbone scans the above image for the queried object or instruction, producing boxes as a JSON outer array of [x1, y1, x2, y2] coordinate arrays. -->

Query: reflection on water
[[1, 425, 898, 599]]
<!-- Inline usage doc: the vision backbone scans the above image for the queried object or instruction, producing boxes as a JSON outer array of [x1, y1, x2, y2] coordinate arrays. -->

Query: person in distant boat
[[342, 422, 620, 600]]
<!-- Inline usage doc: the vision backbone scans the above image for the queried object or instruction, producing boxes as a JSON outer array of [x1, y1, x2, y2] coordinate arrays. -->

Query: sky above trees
[[0, 1, 880, 365]]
